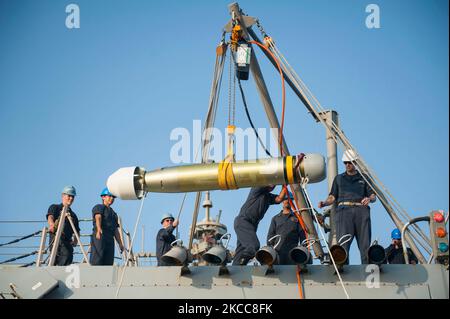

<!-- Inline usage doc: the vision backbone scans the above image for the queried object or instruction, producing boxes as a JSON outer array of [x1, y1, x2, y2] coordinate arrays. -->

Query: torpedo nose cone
[[301, 153, 326, 183], [107, 166, 145, 200]]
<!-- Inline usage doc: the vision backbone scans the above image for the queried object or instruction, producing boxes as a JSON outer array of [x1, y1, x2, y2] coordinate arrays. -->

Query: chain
[[228, 51, 232, 126], [232, 60, 236, 126]]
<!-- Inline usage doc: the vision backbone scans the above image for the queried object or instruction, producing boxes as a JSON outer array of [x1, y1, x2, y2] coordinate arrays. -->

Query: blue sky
[[0, 0, 448, 265]]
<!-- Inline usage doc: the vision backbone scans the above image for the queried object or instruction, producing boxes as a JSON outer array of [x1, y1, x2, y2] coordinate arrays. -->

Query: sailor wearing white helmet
[[318, 150, 376, 264]]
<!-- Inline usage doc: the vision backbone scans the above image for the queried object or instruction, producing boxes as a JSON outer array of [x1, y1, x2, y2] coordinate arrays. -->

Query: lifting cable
[[248, 39, 309, 299], [262, 35, 431, 258], [300, 179, 350, 299], [218, 38, 239, 191], [187, 40, 226, 248], [247, 40, 310, 240], [115, 192, 147, 298], [248, 40, 286, 156], [237, 77, 272, 157], [296, 265, 305, 299]]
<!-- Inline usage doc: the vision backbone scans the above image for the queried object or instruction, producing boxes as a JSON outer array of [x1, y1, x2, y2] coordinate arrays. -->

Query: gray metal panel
[[0, 267, 58, 299], [1, 264, 448, 299]]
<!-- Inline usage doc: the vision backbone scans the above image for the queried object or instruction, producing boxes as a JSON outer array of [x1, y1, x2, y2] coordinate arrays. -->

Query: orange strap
[[296, 265, 305, 299]]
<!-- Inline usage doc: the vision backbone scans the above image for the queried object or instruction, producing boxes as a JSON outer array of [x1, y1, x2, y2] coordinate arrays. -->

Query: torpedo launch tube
[[107, 154, 326, 200]]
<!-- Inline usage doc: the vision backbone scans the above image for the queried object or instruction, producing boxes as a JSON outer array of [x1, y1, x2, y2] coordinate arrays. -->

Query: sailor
[[156, 213, 179, 266], [318, 150, 376, 264], [90, 188, 124, 265], [384, 228, 418, 264], [46, 185, 80, 266], [232, 186, 287, 266], [266, 192, 307, 265]]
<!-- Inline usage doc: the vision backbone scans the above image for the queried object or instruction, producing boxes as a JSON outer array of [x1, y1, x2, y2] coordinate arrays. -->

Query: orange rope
[[296, 265, 305, 299], [249, 39, 305, 300], [249, 40, 309, 239]]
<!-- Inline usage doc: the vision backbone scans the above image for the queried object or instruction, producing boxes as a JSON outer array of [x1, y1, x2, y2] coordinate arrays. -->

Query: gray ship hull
[[1, 264, 448, 299]]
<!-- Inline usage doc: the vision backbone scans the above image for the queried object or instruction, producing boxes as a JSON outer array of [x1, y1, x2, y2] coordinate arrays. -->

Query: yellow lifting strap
[[285, 155, 295, 185], [218, 125, 238, 190], [218, 157, 238, 190]]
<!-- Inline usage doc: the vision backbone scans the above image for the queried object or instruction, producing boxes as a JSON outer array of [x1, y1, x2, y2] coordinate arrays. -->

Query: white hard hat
[[342, 149, 358, 162]]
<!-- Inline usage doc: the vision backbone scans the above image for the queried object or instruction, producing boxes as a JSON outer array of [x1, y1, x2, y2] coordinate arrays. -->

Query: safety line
[[115, 193, 147, 298]]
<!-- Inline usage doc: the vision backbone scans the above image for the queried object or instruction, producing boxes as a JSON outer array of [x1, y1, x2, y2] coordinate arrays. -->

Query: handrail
[[401, 216, 431, 264]]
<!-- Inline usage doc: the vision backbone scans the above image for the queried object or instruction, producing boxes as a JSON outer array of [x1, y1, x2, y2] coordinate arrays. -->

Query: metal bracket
[[223, 16, 257, 33]]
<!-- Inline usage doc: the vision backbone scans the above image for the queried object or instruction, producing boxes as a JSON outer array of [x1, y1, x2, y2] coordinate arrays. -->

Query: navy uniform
[[267, 211, 306, 265], [385, 244, 418, 264], [90, 204, 120, 265], [156, 225, 176, 266], [46, 204, 80, 266], [232, 187, 278, 265], [330, 172, 375, 264]]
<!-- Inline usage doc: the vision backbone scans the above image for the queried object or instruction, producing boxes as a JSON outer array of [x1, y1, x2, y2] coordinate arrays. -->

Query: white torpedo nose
[[301, 153, 326, 183], [107, 166, 146, 200]]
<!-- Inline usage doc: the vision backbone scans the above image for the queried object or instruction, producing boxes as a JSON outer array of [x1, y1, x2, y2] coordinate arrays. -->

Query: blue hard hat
[[161, 213, 174, 224], [100, 187, 116, 198], [391, 228, 401, 240], [62, 185, 77, 196]]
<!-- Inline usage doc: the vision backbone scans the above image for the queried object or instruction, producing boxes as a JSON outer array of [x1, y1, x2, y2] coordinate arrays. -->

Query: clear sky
[[0, 0, 448, 266]]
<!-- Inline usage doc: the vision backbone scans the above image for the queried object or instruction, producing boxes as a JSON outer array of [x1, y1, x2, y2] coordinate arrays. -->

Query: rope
[[0, 250, 38, 264], [187, 41, 226, 249], [248, 40, 286, 156], [237, 75, 272, 157], [228, 51, 233, 126], [295, 265, 305, 299], [20, 261, 35, 267], [0, 220, 46, 223], [247, 39, 315, 261], [175, 193, 187, 239], [261, 35, 431, 261], [0, 230, 41, 247], [0, 219, 92, 223], [300, 180, 350, 299], [115, 193, 147, 298]]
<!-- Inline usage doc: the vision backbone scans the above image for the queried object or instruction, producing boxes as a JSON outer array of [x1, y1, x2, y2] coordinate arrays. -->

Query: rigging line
[[295, 265, 305, 299], [0, 250, 39, 264], [270, 39, 425, 229], [175, 193, 187, 239], [0, 230, 42, 247], [231, 53, 237, 126], [228, 51, 233, 126], [177, 54, 222, 238], [300, 181, 350, 299], [247, 40, 286, 157], [188, 47, 227, 249], [268, 41, 432, 248], [236, 73, 272, 157], [115, 193, 147, 298]]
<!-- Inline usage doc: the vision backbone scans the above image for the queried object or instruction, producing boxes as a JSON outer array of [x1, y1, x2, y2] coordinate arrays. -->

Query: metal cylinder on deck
[[367, 244, 386, 265], [107, 154, 326, 200]]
